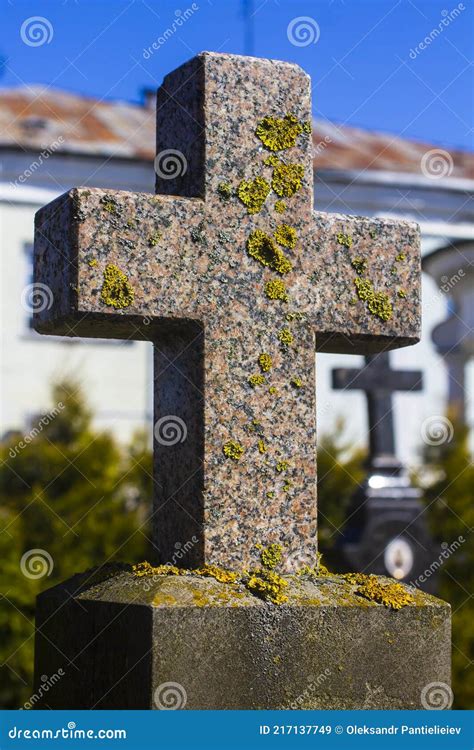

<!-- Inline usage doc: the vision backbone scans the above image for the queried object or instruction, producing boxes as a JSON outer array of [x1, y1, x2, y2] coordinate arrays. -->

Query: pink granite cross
[[33, 52, 420, 571]]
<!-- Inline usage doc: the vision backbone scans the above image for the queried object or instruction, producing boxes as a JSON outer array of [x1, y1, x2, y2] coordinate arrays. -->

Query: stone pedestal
[[34, 567, 450, 709]]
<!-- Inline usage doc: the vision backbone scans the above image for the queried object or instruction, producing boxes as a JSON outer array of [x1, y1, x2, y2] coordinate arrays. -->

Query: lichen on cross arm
[[100, 264, 134, 309], [265, 279, 289, 302], [255, 113, 305, 152], [237, 176, 271, 214], [274, 224, 298, 249], [247, 230, 292, 275]]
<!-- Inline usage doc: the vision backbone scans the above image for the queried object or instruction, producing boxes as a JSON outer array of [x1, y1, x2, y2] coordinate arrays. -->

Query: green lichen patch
[[223, 440, 245, 460], [395, 252, 406, 261], [256, 113, 305, 152], [247, 230, 292, 275], [100, 195, 118, 214], [258, 353, 273, 372], [278, 327, 294, 347], [272, 161, 305, 198], [217, 181, 232, 200], [276, 460, 289, 473], [248, 374, 266, 388], [351, 256, 367, 275], [265, 279, 289, 302], [257, 543, 283, 570], [100, 264, 134, 309], [148, 230, 162, 247], [274, 224, 298, 249], [275, 200, 287, 213], [354, 277, 393, 321], [290, 377, 303, 388], [352, 574, 415, 610], [238, 176, 271, 214], [368, 292, 393, 321], [337, 233, 353, 248]]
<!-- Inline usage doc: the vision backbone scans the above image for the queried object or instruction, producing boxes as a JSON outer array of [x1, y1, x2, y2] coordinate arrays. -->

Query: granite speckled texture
[[34, 569, 450, 709], [33, 52, 421, 570]]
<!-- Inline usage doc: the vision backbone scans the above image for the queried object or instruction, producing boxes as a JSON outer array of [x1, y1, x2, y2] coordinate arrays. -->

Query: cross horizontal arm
[[33, 187, 206, 339], [332, 367, 423, 392], [307, 212, 421, 354]]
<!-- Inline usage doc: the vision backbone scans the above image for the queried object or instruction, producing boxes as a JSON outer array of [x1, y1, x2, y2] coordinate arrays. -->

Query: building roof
[[1, 85, 473, 178]]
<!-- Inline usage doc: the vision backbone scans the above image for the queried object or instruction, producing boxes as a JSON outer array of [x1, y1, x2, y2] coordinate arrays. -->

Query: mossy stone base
[[34, 568, 450, 709]]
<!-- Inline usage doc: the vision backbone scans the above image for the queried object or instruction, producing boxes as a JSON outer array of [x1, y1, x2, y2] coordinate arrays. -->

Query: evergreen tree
[[0, 382, 152, 708]]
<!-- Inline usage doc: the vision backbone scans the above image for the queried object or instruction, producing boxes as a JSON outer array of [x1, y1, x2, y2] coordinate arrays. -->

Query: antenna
[[242, 0, 254, 56]]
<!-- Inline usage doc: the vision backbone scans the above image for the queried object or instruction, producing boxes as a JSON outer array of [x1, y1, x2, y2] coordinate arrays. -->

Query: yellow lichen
[[264, 154, 281, 167], [100, 264, 134, 309], [88, 258, 98, 267], [247, 230, 292, 275], [274, 224, 297, 249], [354, 277, 393, 321], [398, 288, 407, 298], [258, 353, 272, 372], [271, 162, 305, 198], [245, 569, 288, 604], [152, 592, 177, 606], [256, 113, 304, 151], [275, 200, 286, 213], [217, 181, 232, 199], [278, 328, 294, 346], [351, 257, 367, 275], [337, 233, 353, 248], [265, 279, 289, 302], [248, 374, 266, 387], [368, 292, 393, 321], [268, 386, 278, 395], [396, 252, 406, 261], [148, 230, 162, 247], [257, 543, 283, 569], [194, 564, 240, 584], [258, 439, 267, 454], [238, 176, 271, 214], [290, 377, 303, 388], [223, 440, 245, 460], [355, 575, 414, 610], [276, 460, 289, 473]]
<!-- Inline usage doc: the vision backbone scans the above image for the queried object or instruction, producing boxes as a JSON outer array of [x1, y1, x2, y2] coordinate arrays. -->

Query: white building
[[1, 85, 473, 460]]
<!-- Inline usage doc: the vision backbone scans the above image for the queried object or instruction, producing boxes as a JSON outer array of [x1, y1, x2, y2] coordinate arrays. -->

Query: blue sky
[[1, 0, 472, 150]]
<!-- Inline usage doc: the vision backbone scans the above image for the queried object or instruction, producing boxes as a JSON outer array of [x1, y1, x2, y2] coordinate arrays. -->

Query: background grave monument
[[32, 52, 450, 709], [332, 352, 437, 592]]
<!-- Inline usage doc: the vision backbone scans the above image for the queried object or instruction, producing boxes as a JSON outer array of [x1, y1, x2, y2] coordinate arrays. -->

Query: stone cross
[[332, 352, 422, 462], [33, 52, 420, 571]]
